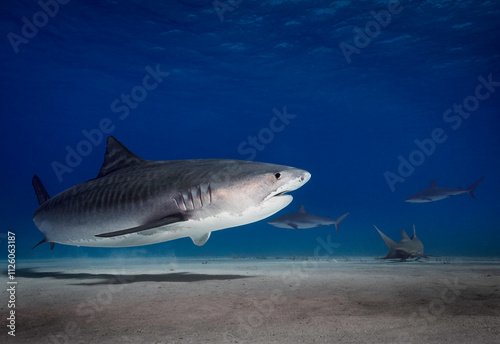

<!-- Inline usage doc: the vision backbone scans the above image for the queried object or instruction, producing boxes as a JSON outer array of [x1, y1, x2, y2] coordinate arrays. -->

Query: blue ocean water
[[1, 0, 499, 259]]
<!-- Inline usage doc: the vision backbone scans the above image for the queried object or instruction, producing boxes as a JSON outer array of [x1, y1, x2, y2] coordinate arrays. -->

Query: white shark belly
[[45, 195, 293, 248]]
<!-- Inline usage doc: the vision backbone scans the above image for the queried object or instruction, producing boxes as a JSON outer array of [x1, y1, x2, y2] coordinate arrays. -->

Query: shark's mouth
[[262, 171, 311, 204], [262, 191, 291, 205]]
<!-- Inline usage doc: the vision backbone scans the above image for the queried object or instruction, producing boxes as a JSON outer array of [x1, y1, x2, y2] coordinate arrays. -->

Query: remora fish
[[32, 136, 311, 249], [267, 205, 349, 232], [374, 224, 429, 260], [405, 177, 484, 203]]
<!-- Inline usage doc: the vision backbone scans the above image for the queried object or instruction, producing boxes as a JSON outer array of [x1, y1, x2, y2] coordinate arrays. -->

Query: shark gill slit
[[197, 184, 203, 207], [182, 191, 192, 211], [178, 192, 187, 211], [188, 188, 195, 210], [172, 197, 180, 210], [181, 192, 188, 211], [208, 182, 212, 205]]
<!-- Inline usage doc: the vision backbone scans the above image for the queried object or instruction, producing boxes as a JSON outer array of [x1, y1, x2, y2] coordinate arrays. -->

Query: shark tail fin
[[334, 212, 350, 232], [32, 175, 51, 205], [466, 177, 484, 198], [374, 225, 397, 249]]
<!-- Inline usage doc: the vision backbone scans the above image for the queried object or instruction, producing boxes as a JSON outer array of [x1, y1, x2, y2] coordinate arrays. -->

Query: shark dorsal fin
[[298, 205, 306, 213], [412, 224, 417, 239], [97, 136, 146, 178], [32, 175, 50, 205], [401, 229, 411, 241], [430, 180, 437, 188]]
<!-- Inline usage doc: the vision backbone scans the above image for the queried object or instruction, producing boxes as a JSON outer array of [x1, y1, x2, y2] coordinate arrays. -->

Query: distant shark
[[405, 177, 484, 203], [374, 224, 429, 260], [32, 136, 310, 249], [267, 205, 349, 232]]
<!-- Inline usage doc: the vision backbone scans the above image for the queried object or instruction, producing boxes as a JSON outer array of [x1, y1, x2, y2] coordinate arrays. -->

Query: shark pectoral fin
[[95, 214, 186, 238], [288, 223, 299, 230], [190, 232, 211, 246]]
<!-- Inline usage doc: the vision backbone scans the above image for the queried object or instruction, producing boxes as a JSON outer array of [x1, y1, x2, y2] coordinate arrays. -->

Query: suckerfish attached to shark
[[374, 224, 429, 260], [405, 177, 484, 203], [267, 205, 349, 232], [32, 136, 311, 249]]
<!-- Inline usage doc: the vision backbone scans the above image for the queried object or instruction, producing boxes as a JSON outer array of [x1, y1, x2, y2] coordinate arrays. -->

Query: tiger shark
[[267, 205, 349, 232], [374, 224, 428, 260], [32, 136, 310, 249], [405, 177, 484, 203]]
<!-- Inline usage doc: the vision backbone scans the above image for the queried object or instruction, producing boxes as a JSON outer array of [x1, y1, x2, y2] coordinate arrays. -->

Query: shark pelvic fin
[[95, 214, 186, 238], [190, 232, 211, 246], [97, 136, 146, 178], [31, 237, 55, 250], [32, 175, 51, 205]]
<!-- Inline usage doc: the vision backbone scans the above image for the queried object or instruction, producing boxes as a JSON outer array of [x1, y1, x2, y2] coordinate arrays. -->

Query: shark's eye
[[274, 172, 282, 180]]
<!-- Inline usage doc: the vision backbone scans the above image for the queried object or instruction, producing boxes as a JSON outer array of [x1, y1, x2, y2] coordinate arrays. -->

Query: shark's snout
[[301, 171, 311, 183], [285, 169, 311, 192]]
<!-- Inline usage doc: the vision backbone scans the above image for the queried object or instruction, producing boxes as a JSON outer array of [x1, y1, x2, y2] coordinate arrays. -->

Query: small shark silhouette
[[405, 177, 484, 203], [267, 205, 349, 232], [374, 224, 429, 260]]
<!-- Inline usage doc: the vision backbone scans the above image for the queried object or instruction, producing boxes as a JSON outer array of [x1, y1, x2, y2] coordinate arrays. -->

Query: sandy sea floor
[[2, 256, 499, 344]]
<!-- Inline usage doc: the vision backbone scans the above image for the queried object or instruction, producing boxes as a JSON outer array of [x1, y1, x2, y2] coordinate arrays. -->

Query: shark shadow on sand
[[10, 268, 252, 286]]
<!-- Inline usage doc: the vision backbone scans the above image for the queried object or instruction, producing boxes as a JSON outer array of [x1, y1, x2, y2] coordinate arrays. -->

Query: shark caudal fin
[[333, 212, 350, 232], [31, 175, 55, 250], [466, 177, 484, 198], [374, 225, 397, 250]]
